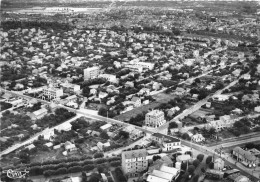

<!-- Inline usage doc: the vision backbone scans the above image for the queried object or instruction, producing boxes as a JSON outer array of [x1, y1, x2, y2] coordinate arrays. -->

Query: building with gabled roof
[[152, 133, 181, 151], [232, 147, 257, 167]]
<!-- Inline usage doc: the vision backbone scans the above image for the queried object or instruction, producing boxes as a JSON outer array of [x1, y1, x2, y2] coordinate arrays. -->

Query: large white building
[[147, 165, 180, 182], [43, 87, 63, 99], [84, 66, 99, 80], [122, 149, 148, 177], [145, 110, 166, 128]]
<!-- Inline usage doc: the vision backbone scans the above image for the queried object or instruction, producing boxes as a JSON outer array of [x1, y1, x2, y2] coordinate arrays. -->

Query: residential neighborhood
[[0, 1, 260, 182]]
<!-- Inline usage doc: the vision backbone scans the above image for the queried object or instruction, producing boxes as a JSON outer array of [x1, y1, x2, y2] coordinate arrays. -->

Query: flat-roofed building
[[84, 66, 99, 80], [145, 110, 166, 128], [122, 149, 148, 177]]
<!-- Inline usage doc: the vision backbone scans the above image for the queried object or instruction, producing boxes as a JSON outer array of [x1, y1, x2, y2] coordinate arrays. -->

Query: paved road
[[157, 74, 241, 132], [0, 114, 83, 157]]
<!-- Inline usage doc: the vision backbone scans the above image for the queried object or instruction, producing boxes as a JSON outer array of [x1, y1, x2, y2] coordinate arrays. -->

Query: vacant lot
[[114, 92, 175, 121]]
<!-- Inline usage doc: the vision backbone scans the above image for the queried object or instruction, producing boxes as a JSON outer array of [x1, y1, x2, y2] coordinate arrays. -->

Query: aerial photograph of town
[[0, 0, 259, 181]]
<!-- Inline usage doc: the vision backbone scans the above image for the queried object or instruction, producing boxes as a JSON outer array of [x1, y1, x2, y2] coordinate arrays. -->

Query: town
[[0, 1, 260, 182]]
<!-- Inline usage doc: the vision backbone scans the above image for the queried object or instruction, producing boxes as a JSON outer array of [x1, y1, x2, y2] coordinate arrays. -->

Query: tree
[[197, 154, 204, 162], [188, 165, 195, 174], [169, 122, 178, 129], [206, 156, 213, 164], [193, 159, 200, 168], [100, 131, 109, 139], [182, 133, 191, 140], [153, 155, 161, 161], [94, 152, 104, 159], [98, 107, 107, 117], [193, 174, 200, 182], [118, 130, 129, 139], [208, 127, 216, 137], [201, 167, 206, 173], [194, 78, 201, 84], [208, 162, 214, 169], [82, 86, 90, 97], [110, 161, 121, 167]]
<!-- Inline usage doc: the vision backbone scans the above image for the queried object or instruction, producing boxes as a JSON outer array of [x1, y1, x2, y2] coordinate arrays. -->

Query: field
[[2, 0, 259, 12], [114, 92, 175, 121]]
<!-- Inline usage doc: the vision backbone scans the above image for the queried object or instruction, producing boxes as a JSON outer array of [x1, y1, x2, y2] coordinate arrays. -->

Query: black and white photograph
[[0, 0, 260, 181]]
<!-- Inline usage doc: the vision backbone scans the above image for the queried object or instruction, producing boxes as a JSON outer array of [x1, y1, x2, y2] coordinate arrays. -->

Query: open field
[[114, 92, 175, 121]]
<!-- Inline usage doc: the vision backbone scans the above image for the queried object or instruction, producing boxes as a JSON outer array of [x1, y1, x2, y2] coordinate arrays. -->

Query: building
[[145, 110, 166, 128], [131, 96, 141, 107], [43, 87, 63, 100], [29, 108, 48, 120], [147, 165, 180, 182], [167, 106, 180, 117], [60, 81, 80, 93], [214, 158, 225, 170], [121, 149, 148, 177], [64, 141, 77, 152], [152, 133, 181, 151], [136, 62, 155, 70], [191, 134, 205, 143], [100, 123, 112, 131], [84, 66, 99, 80], [98, 74, 117, 83], [232, 147, 257, 167]]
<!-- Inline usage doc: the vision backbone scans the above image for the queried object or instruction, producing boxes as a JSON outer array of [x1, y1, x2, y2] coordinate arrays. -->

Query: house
[[100, 173, 108, 182], [60, 81, 81, 93], [65, 95, 77, 102], [45, 142, 53, 148], [26, 144, 35, 150], [254, 106, 260, 112], [43, 87, 63, 100], [145, 110, 166, 128], [167, 107, 180, 117], [213, 94, 229, 101], [90, 88, 97, 95], [147, 165, 180, 182], [121, 149, 148, 177], [231, 108, 243, 115], [214, 158, 224, 170], [191, 134, 205, 143], [29, 108, 48, 120], [55, 122, 72, 132], [176, 155, 192, 163], [175, 87, 185, 95], [99, 74, 117, 83], [152, 133, 181, 151], [125, 81, 134, 88], [152, 82, 161, 90], [232, 147, 257, 167], [100, 123, 112, 131], [123, 125, 143, 140], [64, 141, 77, 152], [143, 100, 149, 105], [99, 92, 108, 99], [53, 144, 62, 150], [131, 96, 141, 107], [227, 174, 252, 182], [84, 66, 99, 80], [97, 141, 110, 151], [205, 102, 211, 108]]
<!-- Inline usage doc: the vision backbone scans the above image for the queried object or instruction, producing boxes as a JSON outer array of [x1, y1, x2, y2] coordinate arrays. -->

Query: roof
[[122, 149, 147, 159], [152, 170, 174, 181], [147, 175, 169, 182], [147, 110, 164, 116], [33, 108, 47, 116], [160, 165, 179, 176], [65, 95, 77, 100], [100, 123, 112, 130], [177, 155, 191, 161], [233, 147, 257, 161], [152, 133, 180, 143], [131, 96, 140, 102]]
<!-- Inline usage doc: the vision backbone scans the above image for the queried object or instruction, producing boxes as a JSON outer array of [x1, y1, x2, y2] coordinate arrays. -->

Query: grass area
[[114, 92, 175, 121]]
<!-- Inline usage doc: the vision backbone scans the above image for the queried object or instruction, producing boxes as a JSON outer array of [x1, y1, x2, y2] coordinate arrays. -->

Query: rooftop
[[122, 148, 147, 159], [152, 133, 180, 143]]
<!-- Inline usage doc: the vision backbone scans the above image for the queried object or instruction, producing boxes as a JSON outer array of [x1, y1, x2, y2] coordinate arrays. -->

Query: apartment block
[[84, 66, 99, 80], [122, 149, 148, 177], [145, 110, 166, 128]]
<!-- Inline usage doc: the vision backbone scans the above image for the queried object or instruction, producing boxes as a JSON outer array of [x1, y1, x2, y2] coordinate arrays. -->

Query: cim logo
[[2, 169, 29, 179]]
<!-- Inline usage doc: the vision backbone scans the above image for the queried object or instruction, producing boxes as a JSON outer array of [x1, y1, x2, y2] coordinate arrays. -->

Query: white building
[[136, 62, 155, 70], [122, 149, 148, 177], [43, 87, 63, 99], [191, 134, 205, 143], [98, 74, 117, 83], [152, 133, 181, 151], [84, 66, 99, 80], [147, 165, 180, 182], [145, 110, 166, 128]]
